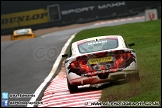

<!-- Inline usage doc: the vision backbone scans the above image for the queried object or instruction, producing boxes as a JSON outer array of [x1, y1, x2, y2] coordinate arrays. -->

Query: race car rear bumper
[[69, 70, 138, 86]]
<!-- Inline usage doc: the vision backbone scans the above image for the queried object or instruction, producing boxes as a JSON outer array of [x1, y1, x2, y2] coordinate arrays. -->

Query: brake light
[[126, 52, 131, 58], [115, 50, 131, 60], [115, 54, 120, 59], [71, 61, 79, 67], [81, 60, 87, 65], [122, 53, 127, 59]]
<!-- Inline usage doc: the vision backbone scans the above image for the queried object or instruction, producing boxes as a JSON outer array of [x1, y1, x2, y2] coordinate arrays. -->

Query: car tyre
[[128, 71, 140, 82], [134, 71, 140, 81], [67, 78, 78, 93]]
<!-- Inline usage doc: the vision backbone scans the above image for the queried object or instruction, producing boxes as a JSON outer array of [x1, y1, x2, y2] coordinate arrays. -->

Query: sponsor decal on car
[[67, 50, 136, 77]]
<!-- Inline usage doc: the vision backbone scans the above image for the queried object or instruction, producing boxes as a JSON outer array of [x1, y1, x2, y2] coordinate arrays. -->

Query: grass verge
[[65, 19, 161, 106]]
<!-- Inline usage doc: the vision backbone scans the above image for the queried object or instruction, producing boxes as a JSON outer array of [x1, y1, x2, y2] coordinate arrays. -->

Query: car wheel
[[67, 78, 78, 93], [134, 71, 140, 81], [128, 71, 140, 82]]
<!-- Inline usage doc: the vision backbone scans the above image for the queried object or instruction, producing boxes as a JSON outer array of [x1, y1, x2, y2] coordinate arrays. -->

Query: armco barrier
[[129, 11, 139, 16], [98, 14, 117, 20], [117, 13, 130, 18], [76, 17, 97, 24]]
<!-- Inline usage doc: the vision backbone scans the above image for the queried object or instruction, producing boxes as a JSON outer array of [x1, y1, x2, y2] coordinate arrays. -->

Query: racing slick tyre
[[67, 79, 78, 93], [134, 71, 140, 81], [128, 71, 140, 82]]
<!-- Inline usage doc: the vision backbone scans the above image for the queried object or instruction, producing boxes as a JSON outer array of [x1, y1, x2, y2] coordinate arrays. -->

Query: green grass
[[65, 19, 161, 106]]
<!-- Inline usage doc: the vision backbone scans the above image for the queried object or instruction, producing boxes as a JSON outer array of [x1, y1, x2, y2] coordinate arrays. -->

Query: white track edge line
[[27, 32, 77, 107]]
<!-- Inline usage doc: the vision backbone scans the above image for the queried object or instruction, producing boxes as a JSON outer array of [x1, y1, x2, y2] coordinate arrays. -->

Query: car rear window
[[78, 38, 118, 53], [15, 29, 30, 35]]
